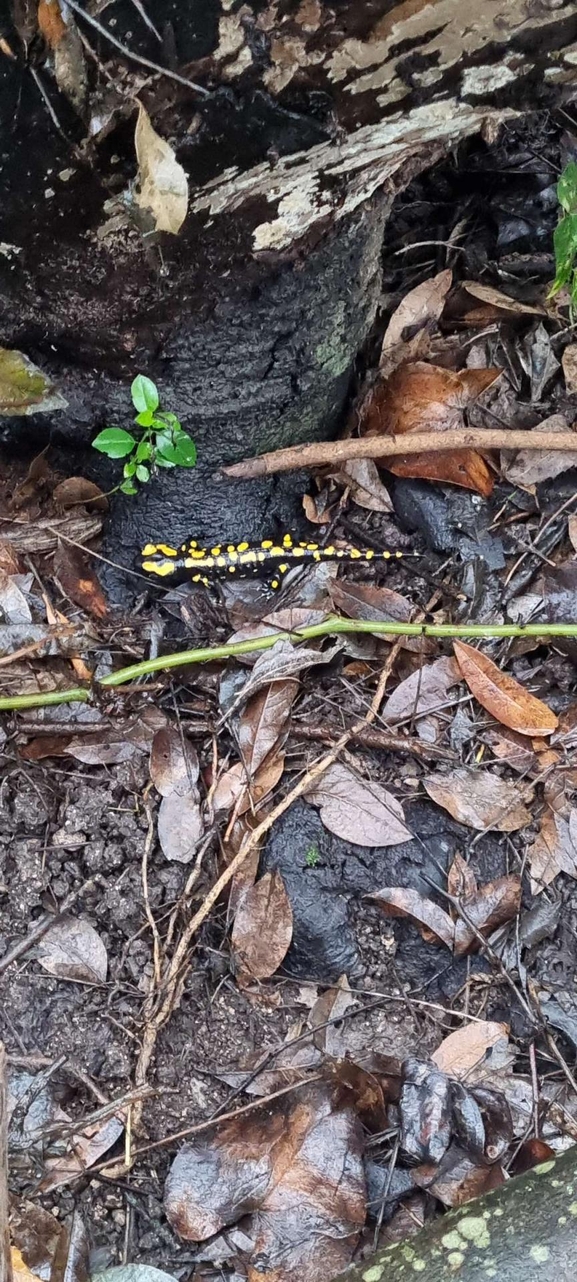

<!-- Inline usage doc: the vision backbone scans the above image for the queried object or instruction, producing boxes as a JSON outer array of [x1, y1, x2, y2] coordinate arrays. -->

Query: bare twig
[[292, 721, 456, 762], [221, 428, 577, 480], [65, 0, 209, 95], [0, 1044, 12, 1282]]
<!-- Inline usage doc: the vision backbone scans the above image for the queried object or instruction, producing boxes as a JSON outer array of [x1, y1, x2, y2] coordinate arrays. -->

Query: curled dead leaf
[[231, 870, 293, 985], [134, 103, 188, 235], [424, 767, 532, 833], [367, 887, 455, 949]]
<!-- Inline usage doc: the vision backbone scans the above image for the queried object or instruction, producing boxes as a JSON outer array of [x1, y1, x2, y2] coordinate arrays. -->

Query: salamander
[[141, 534, 411, 590]]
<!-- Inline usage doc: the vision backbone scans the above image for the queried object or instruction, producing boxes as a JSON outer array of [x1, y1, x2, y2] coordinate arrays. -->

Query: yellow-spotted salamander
[[141, 535, 411, 590]]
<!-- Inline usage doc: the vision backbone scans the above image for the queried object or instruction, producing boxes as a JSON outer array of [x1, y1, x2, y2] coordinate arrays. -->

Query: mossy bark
[[340, 1150, 577, 1282]]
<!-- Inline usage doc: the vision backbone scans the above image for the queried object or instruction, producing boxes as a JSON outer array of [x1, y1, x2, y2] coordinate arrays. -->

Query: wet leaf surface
[[381, 269, 452, 351], [231, 870, 293, 985], [36, 915, 108, 983], [423, 767, 532, 832], [528, 809, 577, 892], [382, 656, 461, 723], [134, 103, 188, 235], [453, 640, 558, 736], [239, 679, 298, 778], [0, 347, 67, 415], [433, 1022, 510, 1078], [305, 763, 411, 847], [164, 1084, 365, 1282], [368, 887, 455, 949], [150, 726, 199, 797], [399, 1058, 452, 1165], [501, 413, 577, 486], [453, 876, 522, 956], [157, 790, 204, 864], [53, 542, 108, 620], [40, 1113, 125, 1191]]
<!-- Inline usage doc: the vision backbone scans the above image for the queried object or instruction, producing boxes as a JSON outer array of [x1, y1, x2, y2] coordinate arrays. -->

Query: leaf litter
[[7, 117, 577, 1282]]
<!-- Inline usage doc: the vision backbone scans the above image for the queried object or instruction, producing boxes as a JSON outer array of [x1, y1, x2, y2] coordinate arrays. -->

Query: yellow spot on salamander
[[262, 540, 273, 549], [192, 574, 201, 582], [270, 546, 284, 556], [190, 549, 206, 559], [312, 551, 321, 561], [383, 550, 391, 559], [257, 551, 267, 562], [324, 546, 335, 555], [237, 541, 249, 552], [271, 579, 279, 589], [216, 556, 227, 567], [396, 550, 403, 558], [156, 543, 177, 557], [228, 551, 238, 562], [142, 560, 174, 577], [349, 548, 362, 559], [283, 533, 293, 547], [240, 551, 257, 564], [292, 547, 305, 556], [227, 544, 236, 553], [189, 540, 197, 548], [142, 543, 157, 556], [228, 565, 236, 573], [365, 549, 374, 559], [211, 546, 221, 556], [306, 542, 319, 551], [279, 563, 288, 573]]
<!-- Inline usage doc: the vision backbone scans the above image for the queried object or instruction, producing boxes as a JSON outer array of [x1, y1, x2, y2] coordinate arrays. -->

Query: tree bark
[[335, 1147, 577, 1282], [1, 0, 577, 577]]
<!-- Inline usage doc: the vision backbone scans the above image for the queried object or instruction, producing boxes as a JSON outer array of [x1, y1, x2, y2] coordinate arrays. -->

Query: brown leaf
[[359, 363, 500, 496], [309, 975, 356, 1054], [528, 809, 577, 893], [305, 763, 411, 847], [483, 725, 537, 772], [424, 767, 532, 833], [135, 103, 188, 235], [158, 790, 204, 864], [331, 578, 433, 655], [238, 679, 297, 777], [563, 343, 577, 394], [38, 0, 66, 46], [335, 458, 392, 512], [501, 414, 577, 487], [461, 280, 543, 317], [53, 477, 108, 511], [382, 656, 461, 724], [368, 887, 455, 949], [231, 870, 293, 984], [432, 1021, 509, 1077], [569, 515, 577, 554], [237, 640, 339, 704], [36, 916, 108, 983], [447, 853, 477, 901], [453, 640, 558, 737], [228, 608, 328, 657], [150, 726, 199, 797], [382, 270, 452, 351], [53, 542, 108, 620], [453, 876, 522, 956], [164, 1083, 365, 1282], [64, 733, 136, 765], [413, 1144, 505, 1208], [20, 735, 72, 761]]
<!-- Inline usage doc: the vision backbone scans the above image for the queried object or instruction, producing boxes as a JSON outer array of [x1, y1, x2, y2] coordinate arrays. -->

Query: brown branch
[[221, 428, 577, 480], [292, 722, 456, 762], [0, 1044, 12, 1282]]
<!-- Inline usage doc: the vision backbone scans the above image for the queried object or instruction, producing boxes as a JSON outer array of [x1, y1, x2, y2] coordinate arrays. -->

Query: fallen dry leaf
[[360, 362, 500, 496], [228, 608, 328, 656], [447, 853, 477, 901], [461, 280, 543, 318], [412, 1143, 505, 1208], [382, 656, 461, 723], [453, 876, 522, 956], [238, 679, 298, 778], [305, 763, 411, 847], [237, 640, 340, 705], [424, 767, 532, 832], [231, 870, 293, 985], [64, 734, 137, 765], [335, 458, 392, 512], [367, 887, 455, 949], [382, 270, 452, 351], [453, 640, 557, 737], [0, 571, 32, 625], [0, 347, 67, 415], [164, 1084, 365, 1282], [562, 343, 577, 394], [36, 916, 108, 983], [501, 414, 577, 487], [40, 1112, 125, 1191], [53, 542, 108, 619], [528, 808, 577, 893], [433, 1021, 509, 1078], [134, 102, 188, 234], [53, 476, 108, 511], [158, 790, 204, 864], [150, 726, 199, 797]]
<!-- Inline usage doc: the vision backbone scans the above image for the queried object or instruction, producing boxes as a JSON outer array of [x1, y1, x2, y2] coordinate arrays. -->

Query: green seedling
[[305, 842, 320, 868], [92, 375, 197, 495], [549, 160, 577, 321]]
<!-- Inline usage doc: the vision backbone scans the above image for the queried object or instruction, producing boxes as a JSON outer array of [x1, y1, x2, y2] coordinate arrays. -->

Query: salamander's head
[[141, 542, 179, 577]]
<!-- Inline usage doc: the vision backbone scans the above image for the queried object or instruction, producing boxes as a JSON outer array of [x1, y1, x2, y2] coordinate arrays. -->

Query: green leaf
[[154, 410, 181, 430], [155, 455, 176, 468], [134, 409, 155, 428], [558, 162, 577, 214], [136, 464, 150, 483], [123, 459, 137, 477], [92, 427, 136, 458], [131, 374, 159, 414], [554, 214, 577, 272], [136, 440, 152, 462], [156, 434, 197, 467], [120, 479, 138, 495]]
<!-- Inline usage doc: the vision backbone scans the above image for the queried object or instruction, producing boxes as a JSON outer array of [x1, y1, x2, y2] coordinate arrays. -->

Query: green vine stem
[[1, 618, 577, 712]]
